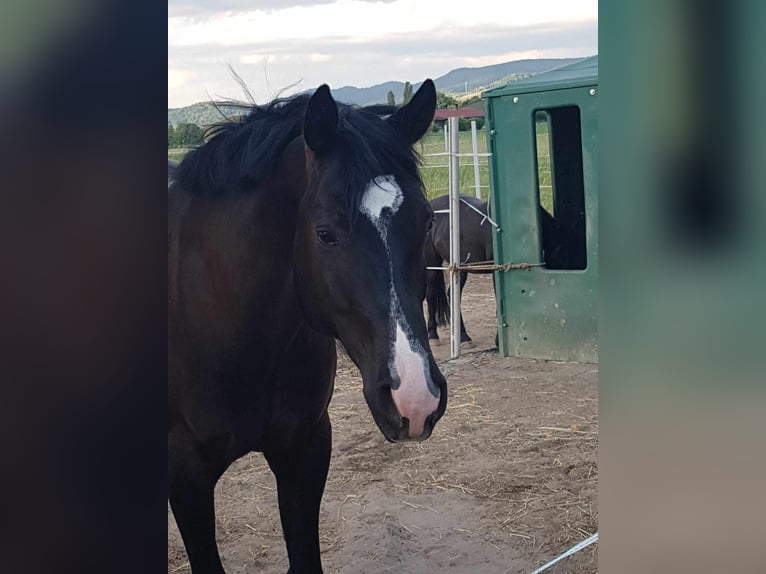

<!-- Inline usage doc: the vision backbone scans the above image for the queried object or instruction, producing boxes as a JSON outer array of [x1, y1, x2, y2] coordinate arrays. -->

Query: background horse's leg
[[458, 271, 471, 342], [425, 269, 442, 340], [446, 271, 472, 343], [266, 413, 331, 574], [168, 425, 228, 574], [424, 239, 446, 340]]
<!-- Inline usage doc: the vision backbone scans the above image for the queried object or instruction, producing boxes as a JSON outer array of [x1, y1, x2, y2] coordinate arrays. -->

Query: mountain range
[[168, 57, 587, 126]]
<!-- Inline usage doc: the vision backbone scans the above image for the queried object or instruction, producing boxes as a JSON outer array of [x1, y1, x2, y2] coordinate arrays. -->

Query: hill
[[307, 58, 582, 106], [168, 57, 590, 126], [167, 102, 246, 127], [433, 58, 580, 94]]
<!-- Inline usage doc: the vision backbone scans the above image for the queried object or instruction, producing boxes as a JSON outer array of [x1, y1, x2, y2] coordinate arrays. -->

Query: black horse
[[168, 81, 447, 573], [424, 193, 572, 344], [424, 194, 494, 343]]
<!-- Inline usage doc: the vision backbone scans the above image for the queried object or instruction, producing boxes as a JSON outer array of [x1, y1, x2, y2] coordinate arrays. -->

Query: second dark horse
[[424, 194, 494, 343], [168, 81, 447, 573]]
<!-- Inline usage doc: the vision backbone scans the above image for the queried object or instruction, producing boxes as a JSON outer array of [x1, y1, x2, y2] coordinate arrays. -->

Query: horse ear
[[388, 79, 436, 144], [304, 84, 338, 156]]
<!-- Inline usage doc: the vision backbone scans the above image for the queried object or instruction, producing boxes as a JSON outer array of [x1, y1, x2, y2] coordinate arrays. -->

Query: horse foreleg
[[266, 413, 331, 574], [168, 424, 228, 574], [446, 271, 472, 343]]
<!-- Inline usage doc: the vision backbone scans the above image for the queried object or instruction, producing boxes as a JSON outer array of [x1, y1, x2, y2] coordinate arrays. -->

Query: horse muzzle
[[390, 385, 441, 440]]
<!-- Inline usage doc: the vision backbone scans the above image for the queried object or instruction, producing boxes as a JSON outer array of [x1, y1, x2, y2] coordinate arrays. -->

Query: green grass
[[418, 127, 553, 212], [417, 128, 490, 202], [535, 122, 554, 215], [168, 148, 190, 163]]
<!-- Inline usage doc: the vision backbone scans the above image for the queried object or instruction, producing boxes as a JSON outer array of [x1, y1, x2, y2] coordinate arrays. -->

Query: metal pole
[[448, 117, 461, 359], [471, 120, 482, 199], [443, 123, 448, 152]]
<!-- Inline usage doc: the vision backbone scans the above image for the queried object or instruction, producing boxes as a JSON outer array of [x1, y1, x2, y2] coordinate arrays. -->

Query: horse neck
[[169, 137, 309, 356]]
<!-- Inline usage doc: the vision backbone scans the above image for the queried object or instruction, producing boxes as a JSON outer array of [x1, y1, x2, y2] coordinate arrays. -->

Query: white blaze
[[360, 175, 440, 438], [359, 175, 403, 225]]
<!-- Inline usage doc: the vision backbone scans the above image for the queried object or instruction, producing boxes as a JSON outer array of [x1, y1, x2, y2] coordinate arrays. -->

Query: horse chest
[[178, 326, 335, 455]]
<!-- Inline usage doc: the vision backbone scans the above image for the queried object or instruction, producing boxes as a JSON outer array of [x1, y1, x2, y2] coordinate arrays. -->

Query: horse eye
[[315, 227, 339, 247]]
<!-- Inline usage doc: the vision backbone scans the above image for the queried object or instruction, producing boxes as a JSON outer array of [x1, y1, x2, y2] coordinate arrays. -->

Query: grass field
[[417, 128, 490, 202], [534, 121, 554, 214], [419, 125, 553, 212], [168, 148, 189, 163], [168, 126, 553, 211]]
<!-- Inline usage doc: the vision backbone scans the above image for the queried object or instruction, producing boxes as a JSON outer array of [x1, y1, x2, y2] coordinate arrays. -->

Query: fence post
[[443, 123, 448, 153], [471, 120, 482, 199], [448, 117, 461, 359]]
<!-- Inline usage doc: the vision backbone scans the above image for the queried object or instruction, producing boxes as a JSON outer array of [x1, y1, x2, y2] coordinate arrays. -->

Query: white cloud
[[168, 0, 394, 19], [168, 0, 598, 107], [168, 69, 197, 105], [240, 54, 268, 65]]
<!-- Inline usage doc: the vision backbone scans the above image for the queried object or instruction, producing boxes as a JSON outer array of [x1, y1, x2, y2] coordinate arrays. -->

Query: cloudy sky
[[168, 0, 598, 108]]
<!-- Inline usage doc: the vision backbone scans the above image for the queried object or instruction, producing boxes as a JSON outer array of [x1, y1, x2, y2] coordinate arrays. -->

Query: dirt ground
[[168, 274, 598, 573]]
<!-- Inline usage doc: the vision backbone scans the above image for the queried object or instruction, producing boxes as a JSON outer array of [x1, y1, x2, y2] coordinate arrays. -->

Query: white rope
[[433, 197, 499, 228], [529, 532, 598, 574], [459, 196, 498, 228], [426, 261, 544, 272]]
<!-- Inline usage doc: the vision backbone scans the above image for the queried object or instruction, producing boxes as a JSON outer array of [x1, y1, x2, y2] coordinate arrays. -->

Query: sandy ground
[[168, 274, 598, 573]]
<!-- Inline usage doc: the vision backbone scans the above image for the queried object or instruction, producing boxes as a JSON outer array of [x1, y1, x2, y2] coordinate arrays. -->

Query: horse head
[[293, 80, 447, 441]]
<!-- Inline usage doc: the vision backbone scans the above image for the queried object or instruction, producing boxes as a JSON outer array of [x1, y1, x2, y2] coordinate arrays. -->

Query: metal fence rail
[[421, 119, 492, 358], [529, 532, 598, 574]]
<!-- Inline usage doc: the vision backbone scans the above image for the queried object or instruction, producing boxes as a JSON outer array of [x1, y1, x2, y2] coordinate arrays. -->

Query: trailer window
[[534, 106, 587, 270]]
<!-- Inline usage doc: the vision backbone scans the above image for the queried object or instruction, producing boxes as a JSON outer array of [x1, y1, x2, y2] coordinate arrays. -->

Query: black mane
[[175, 94, 311, 195], [174, 93, 424, 207]]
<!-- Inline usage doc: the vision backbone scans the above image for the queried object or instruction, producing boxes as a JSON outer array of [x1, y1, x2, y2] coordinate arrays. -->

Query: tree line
[[386, 85, 482, 109], [386, 86, 485, 131], [168, 123, 204, 148]]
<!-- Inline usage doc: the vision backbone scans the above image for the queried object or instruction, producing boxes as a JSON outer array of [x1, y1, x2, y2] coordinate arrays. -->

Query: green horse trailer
[[483, 56, 598, 363]]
